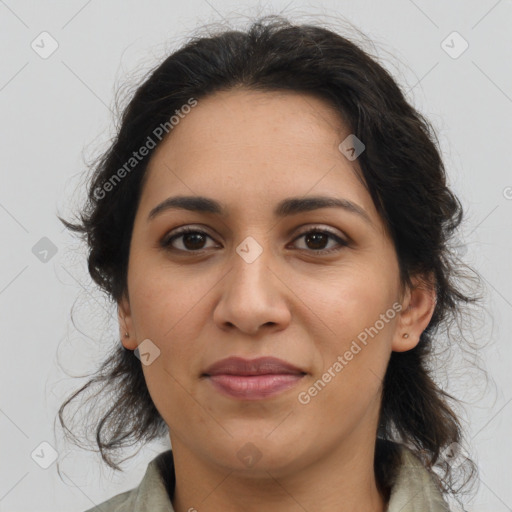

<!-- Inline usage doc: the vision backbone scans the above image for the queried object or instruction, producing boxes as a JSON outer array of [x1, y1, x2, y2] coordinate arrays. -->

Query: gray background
[[1, 1, 511, 511]]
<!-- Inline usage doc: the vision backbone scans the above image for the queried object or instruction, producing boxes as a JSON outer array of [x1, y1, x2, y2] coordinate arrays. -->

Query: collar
[[86, 443, 450, 511], [386, 445, 451, 511]]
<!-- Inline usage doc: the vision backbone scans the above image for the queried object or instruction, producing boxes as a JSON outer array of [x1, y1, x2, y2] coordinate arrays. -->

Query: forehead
[[139, 89, 380, 226], [159, 88, 346, 154]]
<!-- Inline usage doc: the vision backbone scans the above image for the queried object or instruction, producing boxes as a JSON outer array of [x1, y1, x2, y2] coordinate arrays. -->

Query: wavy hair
[[57, 14, 485, 506]]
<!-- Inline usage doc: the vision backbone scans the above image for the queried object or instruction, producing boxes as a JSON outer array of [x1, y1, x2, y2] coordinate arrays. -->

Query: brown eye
[[304, 232, 329, 250], [160, 226, 348, 256], [161, 227, 217, 252], [291, 228, 348, 255]]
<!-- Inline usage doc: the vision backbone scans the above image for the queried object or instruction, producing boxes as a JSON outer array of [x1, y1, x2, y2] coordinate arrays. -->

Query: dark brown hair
[[57, 14, 484, 505]]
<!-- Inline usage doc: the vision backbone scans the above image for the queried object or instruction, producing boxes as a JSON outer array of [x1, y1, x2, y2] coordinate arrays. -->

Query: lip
[[202, 356, 306, 400]]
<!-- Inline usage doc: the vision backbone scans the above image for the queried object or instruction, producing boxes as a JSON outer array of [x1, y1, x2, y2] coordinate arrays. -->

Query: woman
[[59, 15, 479, 512]]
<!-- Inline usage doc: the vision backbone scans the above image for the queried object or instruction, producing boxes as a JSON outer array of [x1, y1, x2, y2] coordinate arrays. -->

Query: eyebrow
[[147, 195, 372, 225]]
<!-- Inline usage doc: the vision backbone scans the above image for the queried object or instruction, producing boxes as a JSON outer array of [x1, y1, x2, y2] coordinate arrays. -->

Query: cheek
[[141, 360, 197, 439], [129, 260, 208, 340], [300, 264, 398, 344], [299, 263, 398, 407], [128, 276, 206, 415], [329, 291, 397, 375], [298, 317, 394, 435]]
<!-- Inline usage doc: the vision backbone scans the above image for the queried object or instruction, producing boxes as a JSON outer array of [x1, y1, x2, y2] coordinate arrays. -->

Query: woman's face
[[119, 89, 426, 475]]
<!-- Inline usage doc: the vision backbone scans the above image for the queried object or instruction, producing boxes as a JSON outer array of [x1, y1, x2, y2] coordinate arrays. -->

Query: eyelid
[[160, 223, 349, 254], [288, 225, 349, 254], [292, 224, 347, 242], [160, 224, 218, 247]]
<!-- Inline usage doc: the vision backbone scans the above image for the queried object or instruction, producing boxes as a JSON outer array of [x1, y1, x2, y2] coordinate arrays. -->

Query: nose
[[213, 240, 292, 335]]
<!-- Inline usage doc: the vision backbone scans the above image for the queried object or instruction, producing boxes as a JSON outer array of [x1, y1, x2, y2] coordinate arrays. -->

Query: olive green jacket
[[84, 444, 451, 511]]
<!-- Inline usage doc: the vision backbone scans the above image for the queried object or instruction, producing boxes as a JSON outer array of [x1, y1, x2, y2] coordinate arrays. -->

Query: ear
[[392, 274, 436, 352], [118, 291, 137, 350]]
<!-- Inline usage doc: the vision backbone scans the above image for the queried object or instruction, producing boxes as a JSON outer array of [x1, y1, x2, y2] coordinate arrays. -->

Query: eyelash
[[160, 225, 349, 256]]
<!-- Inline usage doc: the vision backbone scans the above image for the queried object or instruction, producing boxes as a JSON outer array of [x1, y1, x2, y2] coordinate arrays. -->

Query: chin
[[205, 434, 305, 477]]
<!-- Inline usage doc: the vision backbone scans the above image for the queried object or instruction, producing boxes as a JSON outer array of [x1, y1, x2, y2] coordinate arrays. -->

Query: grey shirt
[[84, 444, 451, 512]]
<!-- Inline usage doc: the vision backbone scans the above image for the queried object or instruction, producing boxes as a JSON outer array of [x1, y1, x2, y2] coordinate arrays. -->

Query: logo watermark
[[94, 98, 198, 200], [298, 302, 402, 404]]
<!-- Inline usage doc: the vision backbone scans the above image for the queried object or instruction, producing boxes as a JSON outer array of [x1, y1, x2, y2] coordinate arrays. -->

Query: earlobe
[[392, 276, 436, 352], [118, 293, 137, 350]]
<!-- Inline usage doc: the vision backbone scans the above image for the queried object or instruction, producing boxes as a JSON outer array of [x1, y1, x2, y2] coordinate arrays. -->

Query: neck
[[170, 438, 388, 512]]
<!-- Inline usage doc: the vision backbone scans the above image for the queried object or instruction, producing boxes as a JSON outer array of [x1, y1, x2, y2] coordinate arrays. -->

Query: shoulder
[[83, 488, 136, 512], [82, 444, 450, 512], [83, 450, 176, 512], [387, 443, 451, 512]]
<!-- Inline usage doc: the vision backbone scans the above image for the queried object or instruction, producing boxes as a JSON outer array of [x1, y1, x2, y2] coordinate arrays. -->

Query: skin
[[118, 89, 436, 512]]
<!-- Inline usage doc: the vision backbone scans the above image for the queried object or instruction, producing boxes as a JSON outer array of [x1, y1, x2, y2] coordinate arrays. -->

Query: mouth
[[202, 356, 307, 401]]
